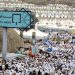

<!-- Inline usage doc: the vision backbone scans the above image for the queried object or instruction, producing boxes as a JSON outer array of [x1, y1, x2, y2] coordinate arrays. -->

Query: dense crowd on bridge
[[0, 32, 74, 75], [2, 48, 75, 75]]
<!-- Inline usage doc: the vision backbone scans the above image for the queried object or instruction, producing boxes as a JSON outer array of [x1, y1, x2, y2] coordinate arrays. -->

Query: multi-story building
[[0, 2, 75, 30]]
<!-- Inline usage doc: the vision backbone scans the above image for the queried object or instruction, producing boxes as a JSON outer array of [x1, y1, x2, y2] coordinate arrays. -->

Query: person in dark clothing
[[57, 64, 62, 70], [33, 70, 36, 75], [44, 72, 49, 75], [5, 63, 8, 70], [29, 72, 33, 75], [15, 67, 18, 72], [38, 70, 42, 75], [0, 66, 2, 70]]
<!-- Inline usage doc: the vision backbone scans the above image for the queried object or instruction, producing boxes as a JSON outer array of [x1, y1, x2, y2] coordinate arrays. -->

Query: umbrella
[[44, 41, 52, 46], [46, 47, 52, 52]]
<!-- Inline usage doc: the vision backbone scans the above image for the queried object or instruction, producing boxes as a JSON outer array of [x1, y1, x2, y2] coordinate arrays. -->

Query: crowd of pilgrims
[[1, 49, 75, 75], [1, 32, 75, 75]]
